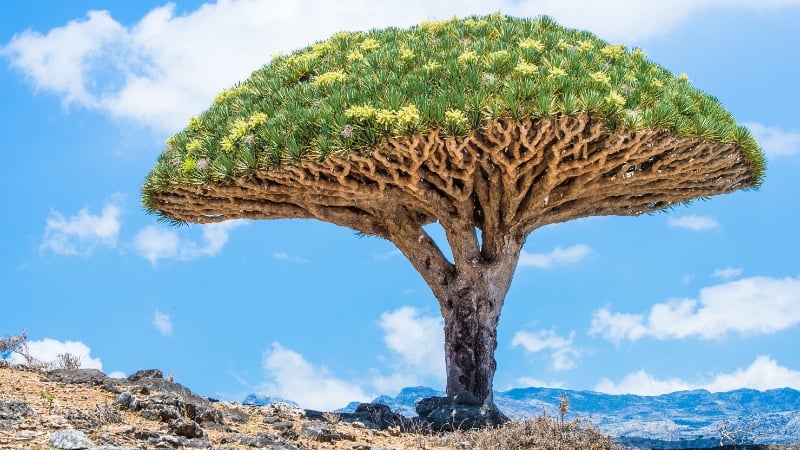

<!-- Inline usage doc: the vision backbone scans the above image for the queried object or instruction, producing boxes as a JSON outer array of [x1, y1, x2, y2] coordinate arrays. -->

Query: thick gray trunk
[[441, 281, 502, 406], [437, 236, 522, 407]]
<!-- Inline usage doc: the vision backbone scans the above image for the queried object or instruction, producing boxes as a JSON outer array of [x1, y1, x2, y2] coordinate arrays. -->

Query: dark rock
[[168, 417, 204, 438], [0, 400, 35, 419], [415, 396, 508, 430], [231, 431, 288, 447], [46, 369, 106, 386], [271, 420, 294, 431], [352, 403, 406, 429], [50, 429, 94, 449], [127, 369, 163, 381], [223, 406, 250, 424], [300, 420, 340, 443], [112, 392, 134, 409], [65, 407, 101, 429], [132, 429, 210, 448]]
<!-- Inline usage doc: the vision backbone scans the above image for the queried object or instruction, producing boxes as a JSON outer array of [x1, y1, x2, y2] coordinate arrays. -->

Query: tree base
[[415, 396, 509, 430]]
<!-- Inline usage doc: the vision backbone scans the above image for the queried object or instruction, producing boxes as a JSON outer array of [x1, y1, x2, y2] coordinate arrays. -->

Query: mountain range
[[246, 386, 800, 449]]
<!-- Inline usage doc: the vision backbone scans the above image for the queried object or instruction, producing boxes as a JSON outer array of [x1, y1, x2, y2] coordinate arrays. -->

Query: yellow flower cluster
[[678, 73, 690, 82], [600, 45, 626, 59], [181, 157, 196, 172], [221, 112, 269, 152], [360, 38, 380, 52], [632, 48, 647, 58], [399, 46, 414, 61], [463, 17, 489, 28], [519, 38, 545, 52], [345, 104, 420, 132], [346, 50, 366, 63], [548, 67, 567, 78], [345, 105, 378, 122], [513, 61, 538, 76], [457, 51, 479, 64], [423, 61, 442, 71], [187, 116, 202, 132], [488, 50, 510, 63], [311, 41, 331, 56], [444, 109, 468, 128], [186, 140, 202, 154], [606, 91, 626, 107], [577, 39, 595, 51], [590, 71, 611, 85], [394, 105, 421, 128], [419, 20, 448, 33], [312, 71, 347, 87]]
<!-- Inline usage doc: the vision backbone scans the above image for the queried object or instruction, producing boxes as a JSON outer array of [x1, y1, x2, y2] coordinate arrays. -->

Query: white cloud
[[152, 309, 174, 336], [590, 276, 800, 343], [132, 220, 245, 265], [712, 267, 743, 279], [519, 244, 592, 269], [667, 214, 719, 231], [7, 338, 103, 370], [40, 198, 122, 256], [512, 329, 580, 371], [744, 122, 800, 159], [272, 252, 308, 263], [258, 342, 371, 411], [107, 370, 127, 379], [378, 307, 445, 380], [6, 1, 800, 133], [373, 250, 403, 261], [596, 356, 800, 395]]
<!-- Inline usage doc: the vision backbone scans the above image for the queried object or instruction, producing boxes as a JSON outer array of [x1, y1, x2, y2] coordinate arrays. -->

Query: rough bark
[[147, 114, 758, 415]]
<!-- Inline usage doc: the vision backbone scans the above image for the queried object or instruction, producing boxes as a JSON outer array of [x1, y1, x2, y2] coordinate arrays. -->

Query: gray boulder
[[50, 429, 94, 449]]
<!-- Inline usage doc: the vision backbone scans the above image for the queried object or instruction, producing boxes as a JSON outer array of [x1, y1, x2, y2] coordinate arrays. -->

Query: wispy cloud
[[744, 122, 800, 159], [152, 309, 174, 336], [712, 267, 743, 280], [258, 342, 371, 411], [512, 328, 580, 371], [667, 214, 719, 231], [373, 249, 402, 261], [132, 220, 246, 265], [6, 1, 800, 133], [40, 197, 122, 256], [272, 252, 308, 263], [590, 276, 800, 343], [6, 338, 103, 370], [596, 355, 800, 395], [519, 244, 591, 269]]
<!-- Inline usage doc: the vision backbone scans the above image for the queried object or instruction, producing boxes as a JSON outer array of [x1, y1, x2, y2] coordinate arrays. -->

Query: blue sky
[[2, 0, 800, 411]]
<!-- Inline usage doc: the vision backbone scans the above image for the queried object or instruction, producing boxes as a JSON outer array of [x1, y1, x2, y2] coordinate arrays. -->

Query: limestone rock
[[50, 429, 94, 449], [300, 420, 340, 443], [46, 369, 106, 386], [126, 369, 163, 381]]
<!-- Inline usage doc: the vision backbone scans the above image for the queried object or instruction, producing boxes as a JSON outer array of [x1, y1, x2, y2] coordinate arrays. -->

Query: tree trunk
[[436, 234, 523, 409], [440, 277, 504, 406]]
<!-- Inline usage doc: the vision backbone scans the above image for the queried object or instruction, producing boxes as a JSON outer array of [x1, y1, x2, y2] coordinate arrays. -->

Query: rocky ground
[[0, 364, 441, 450], [3, 363, 796, 450]]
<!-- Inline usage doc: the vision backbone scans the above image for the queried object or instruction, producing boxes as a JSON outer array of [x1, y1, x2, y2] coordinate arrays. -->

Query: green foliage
[[142, 13, 765, 214]]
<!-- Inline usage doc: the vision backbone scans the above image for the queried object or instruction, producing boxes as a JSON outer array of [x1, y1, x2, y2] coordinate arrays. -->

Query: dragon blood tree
[[143, 15, 764, 426]]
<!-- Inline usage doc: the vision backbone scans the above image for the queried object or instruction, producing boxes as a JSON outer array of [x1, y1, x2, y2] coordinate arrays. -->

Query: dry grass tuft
[[432, 414, 622, 450]]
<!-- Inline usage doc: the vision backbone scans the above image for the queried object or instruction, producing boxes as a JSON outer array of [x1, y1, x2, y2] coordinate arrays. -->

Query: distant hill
[[246, 386, 800, 449]]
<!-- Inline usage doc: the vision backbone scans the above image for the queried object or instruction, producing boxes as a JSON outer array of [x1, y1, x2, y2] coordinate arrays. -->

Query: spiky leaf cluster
[[142, 13, 764, 212]]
